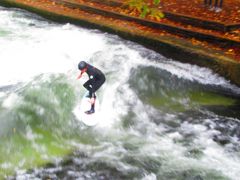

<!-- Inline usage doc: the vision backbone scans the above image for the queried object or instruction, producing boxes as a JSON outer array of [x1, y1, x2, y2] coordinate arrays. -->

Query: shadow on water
[[129, 66, 240, 117]]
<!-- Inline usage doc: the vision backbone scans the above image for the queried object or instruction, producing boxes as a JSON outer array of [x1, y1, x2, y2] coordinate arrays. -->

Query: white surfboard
[[73, 92, 100, 126]]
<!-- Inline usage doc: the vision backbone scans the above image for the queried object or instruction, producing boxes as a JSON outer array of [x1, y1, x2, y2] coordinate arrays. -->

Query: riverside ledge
[[1, 0, 240, 87]]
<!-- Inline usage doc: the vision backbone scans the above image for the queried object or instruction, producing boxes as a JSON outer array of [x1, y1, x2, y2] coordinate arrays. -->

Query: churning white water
[[0, 6, 240, 180]]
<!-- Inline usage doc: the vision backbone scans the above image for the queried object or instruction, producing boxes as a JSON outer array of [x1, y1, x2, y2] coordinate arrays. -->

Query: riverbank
[[0, 0, 240, 86]]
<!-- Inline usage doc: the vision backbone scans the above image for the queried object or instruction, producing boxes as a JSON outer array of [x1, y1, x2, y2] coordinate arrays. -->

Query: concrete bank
[[1, 0, 240, 87]]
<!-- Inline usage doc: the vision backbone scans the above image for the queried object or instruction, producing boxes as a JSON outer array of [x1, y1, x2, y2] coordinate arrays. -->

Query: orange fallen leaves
[[14, 0, 240, 61]]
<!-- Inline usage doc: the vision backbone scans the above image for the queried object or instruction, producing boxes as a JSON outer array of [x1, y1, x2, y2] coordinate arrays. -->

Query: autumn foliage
[[124, 0, 164, 20]]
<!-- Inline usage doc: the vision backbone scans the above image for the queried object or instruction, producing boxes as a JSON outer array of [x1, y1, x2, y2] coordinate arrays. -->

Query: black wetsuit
[[83, 63, 105, 98]]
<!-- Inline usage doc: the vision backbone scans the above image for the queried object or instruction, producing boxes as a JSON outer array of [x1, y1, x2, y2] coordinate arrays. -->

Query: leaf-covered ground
[[10, 0, 240, 61], [161, 0, 240, 24], [73, 0, 240, 61]]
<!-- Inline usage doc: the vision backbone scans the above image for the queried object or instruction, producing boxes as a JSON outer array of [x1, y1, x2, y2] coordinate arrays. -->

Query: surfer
[[77, 61, 106, 114]]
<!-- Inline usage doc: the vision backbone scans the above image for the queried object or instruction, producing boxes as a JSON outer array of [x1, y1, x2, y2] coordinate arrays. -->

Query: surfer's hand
[[77, 72, 83, 79], [89, 97, 95, 105], [77, 74, 82, 79]]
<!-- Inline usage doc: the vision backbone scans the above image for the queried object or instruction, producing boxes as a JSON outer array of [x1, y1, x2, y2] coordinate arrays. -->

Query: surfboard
[[73, 92, 100, 126]]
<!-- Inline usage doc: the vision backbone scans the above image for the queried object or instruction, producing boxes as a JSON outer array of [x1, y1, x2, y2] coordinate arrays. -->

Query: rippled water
[[0, 6, 240, 180]]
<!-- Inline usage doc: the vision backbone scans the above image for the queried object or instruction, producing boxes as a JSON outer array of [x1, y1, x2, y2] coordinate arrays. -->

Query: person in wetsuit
[[77, 61, 106, 114]]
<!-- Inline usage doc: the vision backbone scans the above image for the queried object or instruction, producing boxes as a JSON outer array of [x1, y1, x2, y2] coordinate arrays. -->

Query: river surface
[[0, 6, 240, 180]]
